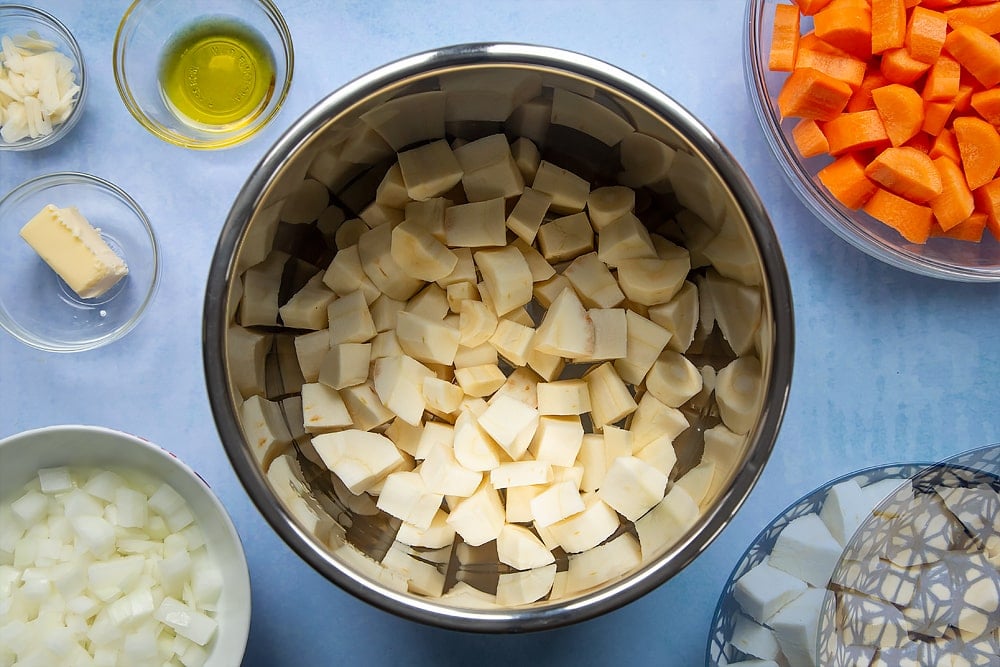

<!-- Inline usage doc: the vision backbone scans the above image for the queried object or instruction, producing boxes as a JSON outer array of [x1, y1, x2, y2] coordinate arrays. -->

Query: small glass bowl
[[113, 0, 293, 150], [0, 172, 159, 352], [745, 0, 1000, 282], [0, 5, 87, 151]]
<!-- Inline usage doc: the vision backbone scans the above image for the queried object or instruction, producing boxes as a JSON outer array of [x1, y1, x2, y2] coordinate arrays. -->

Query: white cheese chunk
[[820, 479, 871, 547], [768, 514, 844, 588], [733, 560, 808, 624], [768, 587, 826, 667], [730, 614, 781, 660]]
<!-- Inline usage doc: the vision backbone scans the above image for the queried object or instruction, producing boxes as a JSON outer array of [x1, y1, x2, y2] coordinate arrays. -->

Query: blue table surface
[[2, 1, 998, 665]]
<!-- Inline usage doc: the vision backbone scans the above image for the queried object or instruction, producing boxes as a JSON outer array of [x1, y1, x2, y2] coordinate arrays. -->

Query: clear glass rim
[[0, 171, 160, 352], [112, 0, 294, 150]]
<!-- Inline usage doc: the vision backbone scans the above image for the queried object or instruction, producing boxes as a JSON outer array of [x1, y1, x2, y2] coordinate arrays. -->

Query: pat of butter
[[19, 204, 128, 299]]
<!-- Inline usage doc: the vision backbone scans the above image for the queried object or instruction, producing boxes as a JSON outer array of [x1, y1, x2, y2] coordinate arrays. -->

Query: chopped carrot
[[953, 115, 1000, 189], [778, 67, 854, 120], [919, 0, 962, 7], [921, 54, 962, 100], [929, 212, 987, 242], [796, 33, 869, 87], [880, 47, 933, 84], [823, 109, 891, 154], [930, 155, 976, 230], [930, 127, 962, 162], [905, 132, 934, 154], [905, 7, 949, 64], [922, 100, 956, 135], [970, 87, 1000, 124], [794, 0, 835, 16], [792, 118, 831, 157], [953, 81, 978, 113], [944, 24, 1000, 87], [865, 146, 944, 202], [871, 83, 925, 146], [770, 4, 802, 72], [871, 0, 908, 54], [975, 177, 1000, 240], [944, 3, 1000, 37], [815, 0, 873, 59], [863, 187, 935, 242], [847, 68, 890, 111], [818, 153, 879, 208]]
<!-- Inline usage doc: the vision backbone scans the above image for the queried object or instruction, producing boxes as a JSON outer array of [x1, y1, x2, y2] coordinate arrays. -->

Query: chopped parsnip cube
[[475, 246, 533, 316], [529, 415, 584, 468], [453, 363, 506, 397], [596, 213, 656, 268], [477, 394, 540, 460], [536, 212, 594, 263], [327, 290, 377, 347], [648, 280, 699, 353], [563, 252, 624, 309], [375, 163, 409, 209], [530, 480, 586, 527], [358, 224, 425, 301], [445, 482, 505, 546], [579, 308, 628, 361], [675, 459, 717, 508], [395, 508, 456, 549], [340, 381, 394, 431], [240, 250, 288, 327], [531, 160, 590, 214], [293, 329, 330, 383], [587, 186, 635, 231], [548, 495, 620, 553], [322, 244, 380, 304], [397, 140, 463, 201], [629, 392, 688, 450], [301, 383, 353, 433], [490, 461, 552, 489], [421, 377, 463, 416], [371, 330, 403, 359], [453, 411, 505, 471], [405, 283, 450, 321], [489, 319, 535, 367], [458, 299, 499, 348], [444, 198, 507, 247], [453, 342, 499, 369], [313, 429, 405, 495], [496, 525, 555, 570], [716, 356, 762, 435], [598, 456, 667, 521], [279, 273, 336, 330], [359, 201, 403, 228], [536, 379, 591, 416], [496, 564, 557, 606], [533, 287, 594, 358], [585, 362, 637, 428], [613, 310, 671, 385], [506, 187, 551, 244], [635, 435, 678, 477], [435, 246, 476, 288], [405, 197, 450, 243], [510, 137, 541, 182], [372, 354, 435, 426], [491, 366, 540, 407], [318, 342, 371, 390], [419, 441, 482, 497], [446, 280, 480, 313], [565, 533, 641, 595], [375, 471, 443, 530], [532, 274, 572, 309], [510, 237, 555, 283], [646, 350, 703, 408], [634, 485, 700, 561], [526, 347, 565, 382], [505, 484, 544, 523], [390, 221, 459, 282], [396, 311, 461, 366]]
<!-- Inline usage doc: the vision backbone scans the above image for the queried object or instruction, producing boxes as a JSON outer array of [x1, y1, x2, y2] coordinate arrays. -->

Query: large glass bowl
[[745, 0, 1000, 282]]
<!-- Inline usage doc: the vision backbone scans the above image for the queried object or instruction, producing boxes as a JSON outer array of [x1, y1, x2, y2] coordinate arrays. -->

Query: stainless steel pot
[[203, 43, 794, 632]]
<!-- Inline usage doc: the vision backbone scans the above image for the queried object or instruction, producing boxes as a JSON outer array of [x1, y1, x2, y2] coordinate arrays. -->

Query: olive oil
[[158, 19, 275, 129]]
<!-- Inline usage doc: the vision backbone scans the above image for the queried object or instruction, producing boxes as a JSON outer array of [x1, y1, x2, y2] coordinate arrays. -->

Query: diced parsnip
[[240, 395, 292, 467], [474, 245, 533, 317], [227, 325, 269, 398], [648, 280, 699, 353], [496, 524, 555, 571], [371, 330, 403, 359], [313, 429, 405, 494], [562, 252, 624, 309], [453, 409, 506, 471], [530, 480, 586, 527], [596, 213, 657, 268], [531, 160, 590, 214], [412, 421, 453, 461], [496, 563, 557, 606], [490, 460, 553, 489], [501, 484, 541, 523], [358, 224, 425, 301], [675, 209, 716, 269], [675, 459, 716, 508], [382, 542, 447, 597], [617, 255, 690, 307], [318, 342, 371, 390], [385, 417, 424, 457], [293, 329, 329, 383], [529, 415, 584, 468], [444, 198, 507, 247], [548, 495, 620, 553], [577, 308, 628, 362], [421, 377, 463, 416], [359, 201, 404, 228], [629, 392, 688, 450], [635, 435, 677, 477], [551, 463, 584, 489], [510, 137, 541, 184], [372, 354, 435, 426], [301, 382, 353, 433], [536, 379, 591, 416], [491, 366, 540, 408], [340, 381, 394, 431], [706, 269, 762, 357], [440, 68, 542, 122], [506, 96, 551, 145], [332, 217, 367, 250], [445, 482, 505, 546], [536, 212, 594, 263], [279, 179, 329, 224], [453, 363, 506, 397], [358, 89, 445, 151], [404, 197, 449, 243], [565, 533, 641, 595], [489, 319, 535, 367], [322, 244, 380, 304], [405, 283, 450, 321], [397, 140, 463, 201], [598, 455, 668, 521], [618, 132, 676, 188], [510, 237, 555, 283], [587, 186, 635, 231], [603, 424, 633, 462], [702, 214, 761, 287], [613, 310, 671, 386], [419, 440, 482, 497], [453, 342, 498, 369], [435, 246, 476, 288], [279, 273, 336, 330], [701, 423, 745, 501], [395, 508, 456, 549], [240, 250, 288, 327], [577, 434, 607, 493], [645, 350, 703, 408], [716, 356, 763, 435], [370, 294, 407, 333], [446, 280, 479, 313], [533, 287, 595, 358], [375, 163, 410, 209], [396, 311, 461, 366], [375, 471, 443, 530], [551, 88, 634, 146], [532, 274, 572, 310], [506, 187, 552, 244], [634, 485, 700, 561], [585, 362, 637, 428], [477, 394, 540, 460], [327, 290, 377, 347], [526, 347, 565, 382], [458, 299, 498, 348], [390, 221, 459, 282], [453, 135, 525, 202]]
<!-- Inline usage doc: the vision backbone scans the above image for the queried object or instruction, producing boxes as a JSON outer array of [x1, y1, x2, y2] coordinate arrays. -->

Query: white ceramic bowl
[[0, 425, 251, 667]]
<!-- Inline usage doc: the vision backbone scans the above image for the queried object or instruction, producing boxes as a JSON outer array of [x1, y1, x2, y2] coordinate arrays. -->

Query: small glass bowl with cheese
[[0, 424, 252, 665], [0, 172, 159, 352], [113, 0, 293, 150], [0, 5, 87, 151]]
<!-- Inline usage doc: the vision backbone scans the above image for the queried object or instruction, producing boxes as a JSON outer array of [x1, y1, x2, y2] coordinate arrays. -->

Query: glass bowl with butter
[[113, 0, 293, 150], [0, 171, 159, 352]]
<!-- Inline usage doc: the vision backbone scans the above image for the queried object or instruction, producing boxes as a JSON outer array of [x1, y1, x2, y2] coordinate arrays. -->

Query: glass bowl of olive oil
[[113, 0, 293, 150]]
